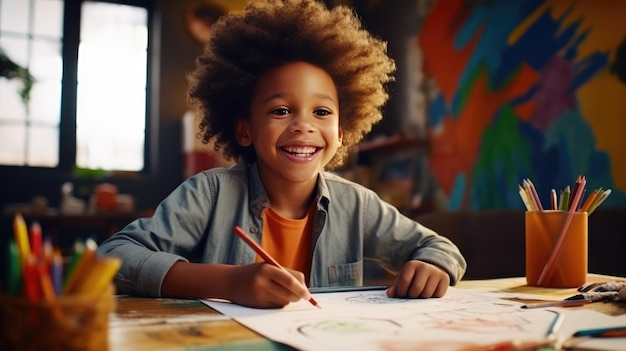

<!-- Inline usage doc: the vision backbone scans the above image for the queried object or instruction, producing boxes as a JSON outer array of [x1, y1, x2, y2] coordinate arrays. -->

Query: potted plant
[[0, 48, 35, 105]]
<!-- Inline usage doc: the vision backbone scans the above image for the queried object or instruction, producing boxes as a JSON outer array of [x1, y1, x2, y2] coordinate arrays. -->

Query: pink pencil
[[234, 226, 320, 308], [537, 177, 586, 285]]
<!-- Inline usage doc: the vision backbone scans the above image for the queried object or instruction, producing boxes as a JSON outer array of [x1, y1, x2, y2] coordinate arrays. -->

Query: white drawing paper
[[201, 287, 567, 351]]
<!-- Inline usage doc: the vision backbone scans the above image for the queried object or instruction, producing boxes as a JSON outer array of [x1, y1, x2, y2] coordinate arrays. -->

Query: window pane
[[29, 39, 62, 124], [76, 2, 147, 171], [0, 124, 26, 165], [0, 0, 62, 167], [27, 125, 58, 166], [33, 0, 64, 38], [30, 39, 63, 81], [0, 79, 26, 121], [29, 81, 61, 124], [0, 0, 29, 34]]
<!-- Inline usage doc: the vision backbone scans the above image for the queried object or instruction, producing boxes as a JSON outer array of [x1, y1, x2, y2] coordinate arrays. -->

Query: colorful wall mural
[[415, 0, 626, 210]]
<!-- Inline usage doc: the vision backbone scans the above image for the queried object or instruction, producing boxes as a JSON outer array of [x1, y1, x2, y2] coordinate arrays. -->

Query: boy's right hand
[[228, 263, 309, 309]]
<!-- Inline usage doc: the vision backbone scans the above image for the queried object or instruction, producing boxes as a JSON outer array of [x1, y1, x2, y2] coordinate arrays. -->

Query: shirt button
[[249, 226, 258, 234]]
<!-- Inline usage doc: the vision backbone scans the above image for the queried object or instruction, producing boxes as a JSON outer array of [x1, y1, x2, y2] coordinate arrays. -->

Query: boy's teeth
[[284, 146, 316, 155]]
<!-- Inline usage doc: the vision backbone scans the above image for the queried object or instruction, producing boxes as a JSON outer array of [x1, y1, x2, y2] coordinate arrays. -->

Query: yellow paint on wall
[[546, 0, 626, 62], [508, 2, 550, 45], [510, 0, 626, 59], [509, 0, 626, 191], [577, 71, 626, 192]]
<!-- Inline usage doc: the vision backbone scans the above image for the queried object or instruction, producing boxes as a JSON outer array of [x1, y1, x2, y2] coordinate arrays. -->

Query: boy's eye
[[271, 107, 290, 116], [314, 109, 332, 117]]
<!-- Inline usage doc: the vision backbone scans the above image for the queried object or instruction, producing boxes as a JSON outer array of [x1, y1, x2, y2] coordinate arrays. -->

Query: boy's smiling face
[[236, 61, 342, 186]]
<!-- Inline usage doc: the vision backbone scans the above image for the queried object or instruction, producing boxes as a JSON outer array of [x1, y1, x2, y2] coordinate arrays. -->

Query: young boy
[[98, 0, 466, 309]]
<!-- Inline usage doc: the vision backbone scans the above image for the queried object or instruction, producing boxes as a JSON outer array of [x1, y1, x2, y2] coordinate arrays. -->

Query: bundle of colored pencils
[[518, 176, 611, 214], [518, 176, 612, 286], [6, 212, 121, 301]]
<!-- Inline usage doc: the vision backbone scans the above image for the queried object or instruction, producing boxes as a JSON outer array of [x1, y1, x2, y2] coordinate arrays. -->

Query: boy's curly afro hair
[[187, 0, 396, 170]]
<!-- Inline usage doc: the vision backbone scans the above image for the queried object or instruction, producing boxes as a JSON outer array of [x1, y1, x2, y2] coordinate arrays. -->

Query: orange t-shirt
[[259, 206, 314, 282]]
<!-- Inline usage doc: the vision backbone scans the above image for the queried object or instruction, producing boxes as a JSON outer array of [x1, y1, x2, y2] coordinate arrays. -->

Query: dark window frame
[[0, 0, 157, 181]]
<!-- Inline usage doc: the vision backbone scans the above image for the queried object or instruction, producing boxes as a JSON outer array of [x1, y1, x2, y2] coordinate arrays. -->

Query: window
[[0, 0, 150, 172]]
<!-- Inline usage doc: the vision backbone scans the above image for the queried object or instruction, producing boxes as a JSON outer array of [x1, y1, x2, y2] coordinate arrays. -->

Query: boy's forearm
[[161, 261, 234, 300]]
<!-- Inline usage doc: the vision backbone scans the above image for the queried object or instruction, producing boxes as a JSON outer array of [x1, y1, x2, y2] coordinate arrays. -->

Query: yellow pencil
[[13, 212, 31, 263], [71, 256, 121, 296], [518, 185, 534, 211], [63, 238, 98, 294]]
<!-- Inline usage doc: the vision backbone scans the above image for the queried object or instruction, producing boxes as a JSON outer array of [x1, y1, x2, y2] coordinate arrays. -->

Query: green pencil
[[560, 186, 570, 211]]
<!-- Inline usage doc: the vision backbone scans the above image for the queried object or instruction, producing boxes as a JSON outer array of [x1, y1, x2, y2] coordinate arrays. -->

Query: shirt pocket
[[328, 260, 363, 286]]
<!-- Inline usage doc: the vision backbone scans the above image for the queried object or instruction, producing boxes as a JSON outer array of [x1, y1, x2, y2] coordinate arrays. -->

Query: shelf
[[357, 135, 425, 153]]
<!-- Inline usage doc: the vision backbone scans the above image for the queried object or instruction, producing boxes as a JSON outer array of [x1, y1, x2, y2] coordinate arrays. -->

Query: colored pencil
[[29, 221, 43, 258], [7, 239, 22, 295], [560, 186, 570, 211], [524, 179, 544, 211], [579, 188, 601, 213], [588, 189, 611, 215], [233, 226, 320, 308], [63, 238, 98, 294], [13, 212, 31, 263], [537, 177, 586, 285], [518, 185, 534, 211], [550, 189, 557, 210]]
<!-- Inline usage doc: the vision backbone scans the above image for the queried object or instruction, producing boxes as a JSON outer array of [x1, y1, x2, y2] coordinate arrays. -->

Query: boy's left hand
[[386, 260, 450, 298]]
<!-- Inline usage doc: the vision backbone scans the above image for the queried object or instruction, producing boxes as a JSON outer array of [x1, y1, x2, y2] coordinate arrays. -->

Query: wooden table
[[109, 297, 285, 350], [109, 274, 626, 350]]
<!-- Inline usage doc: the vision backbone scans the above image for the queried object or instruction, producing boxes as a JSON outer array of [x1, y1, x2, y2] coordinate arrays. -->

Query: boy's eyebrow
[[314, 93, 337, 104], [262, 92, 287, 104], [262, 92, 337, 105]]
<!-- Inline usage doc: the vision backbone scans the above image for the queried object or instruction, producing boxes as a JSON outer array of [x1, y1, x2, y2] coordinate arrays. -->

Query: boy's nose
[[289, 113, 315, 133]]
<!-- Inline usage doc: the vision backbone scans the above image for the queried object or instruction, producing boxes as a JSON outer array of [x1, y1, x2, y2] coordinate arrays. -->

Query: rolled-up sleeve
[[97, 173, 214, 296], [362, 189, 467, 285]]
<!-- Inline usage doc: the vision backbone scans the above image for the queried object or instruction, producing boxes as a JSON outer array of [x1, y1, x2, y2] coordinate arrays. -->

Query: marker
[[234, 226, 320, 309], [564, 291, 618, 301], [522, 290, 619, 310], [545, 311, 564, 341], [572, 326, 626, 338]]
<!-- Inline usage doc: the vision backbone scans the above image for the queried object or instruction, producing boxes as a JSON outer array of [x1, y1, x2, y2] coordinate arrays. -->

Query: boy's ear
[[338, 126, 343, 145], [235, 120, 252, 146]]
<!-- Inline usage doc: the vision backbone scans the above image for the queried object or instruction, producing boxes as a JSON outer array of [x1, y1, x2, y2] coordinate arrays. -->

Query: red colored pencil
[[234, 226, 320, 308]]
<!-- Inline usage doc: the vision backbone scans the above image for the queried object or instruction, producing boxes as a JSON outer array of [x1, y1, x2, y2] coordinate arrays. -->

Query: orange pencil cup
[[525, 211, 588, 288], [0, 286, 115, 351]]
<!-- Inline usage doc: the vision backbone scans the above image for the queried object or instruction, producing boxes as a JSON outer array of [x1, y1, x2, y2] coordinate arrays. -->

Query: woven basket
[[0, 286, 114, 351]]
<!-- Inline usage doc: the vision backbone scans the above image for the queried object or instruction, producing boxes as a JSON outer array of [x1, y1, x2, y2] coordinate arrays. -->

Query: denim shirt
[[97, 163, 466, 297]]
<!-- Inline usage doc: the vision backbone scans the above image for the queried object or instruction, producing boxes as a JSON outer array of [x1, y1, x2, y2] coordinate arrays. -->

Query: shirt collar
[[246, 162, 331, 217]]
